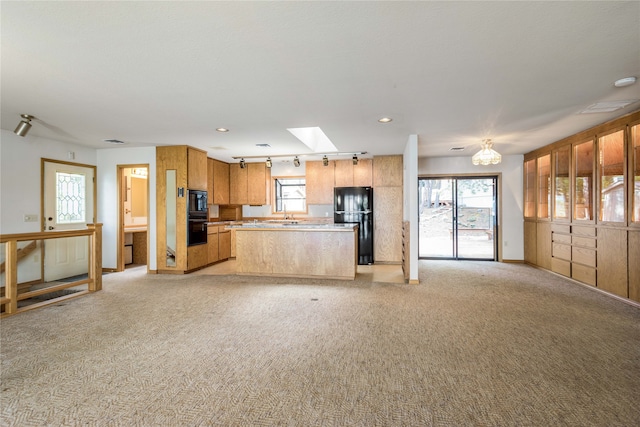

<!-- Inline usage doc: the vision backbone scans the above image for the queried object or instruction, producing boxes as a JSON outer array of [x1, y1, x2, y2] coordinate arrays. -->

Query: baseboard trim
[[502, 259, 524, 263]]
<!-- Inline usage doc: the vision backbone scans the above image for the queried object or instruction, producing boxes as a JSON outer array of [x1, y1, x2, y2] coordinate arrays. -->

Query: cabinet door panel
[[597, 228, 627, 297], [212, 160, 230, 205], [306, 160, 335, 205], [353, 159, 373, 187], [374, 187, 402, 262], [187, 147, 207, 190], [247, 163, 267, 205], [334, 160, 353, 187], [229, 164, 248, 205]]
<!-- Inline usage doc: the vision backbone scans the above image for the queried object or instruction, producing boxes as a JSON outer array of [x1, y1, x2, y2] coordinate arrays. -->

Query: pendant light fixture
[[472, 139, 502, 165]]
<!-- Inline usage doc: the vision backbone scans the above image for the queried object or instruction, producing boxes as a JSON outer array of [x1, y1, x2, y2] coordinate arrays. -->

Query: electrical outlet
[[504, 241, 508, 247], [24, 214, 38, 222]]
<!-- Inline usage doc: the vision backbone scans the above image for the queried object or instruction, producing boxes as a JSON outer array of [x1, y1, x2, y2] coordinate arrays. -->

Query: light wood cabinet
[[334, 159, 373, 187], [524, 110, 640, 304], [229, 162, 269, 205], [373, 155, 403, 187], [187, 147, 207, 190], [207, 225, 219, 264], [597, 228, 627, 297], [229, 163, 248, 205], [208, 158, 230, 205], [374, 186, 403, 263], [524, 221, 537, 264], [536, 222, 552, 270], [219, 228, 231, 260], [248, 163, 269, 205], [353, 159, 373, 187], [372, 155, 403, 264], [334, 160, 353, 187], [306, 160, 335, 205], [156, 145, 208, 273]]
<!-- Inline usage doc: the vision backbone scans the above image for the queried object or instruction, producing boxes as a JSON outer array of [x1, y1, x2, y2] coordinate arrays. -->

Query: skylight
[[286, 127, 337, 152]]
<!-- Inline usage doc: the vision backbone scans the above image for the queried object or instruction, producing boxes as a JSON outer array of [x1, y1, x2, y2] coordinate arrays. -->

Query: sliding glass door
[[419, 176, 497, 260]]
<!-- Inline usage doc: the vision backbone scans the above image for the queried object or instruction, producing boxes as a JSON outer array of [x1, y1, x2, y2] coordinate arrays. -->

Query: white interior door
[[43, 161, 95, 282]]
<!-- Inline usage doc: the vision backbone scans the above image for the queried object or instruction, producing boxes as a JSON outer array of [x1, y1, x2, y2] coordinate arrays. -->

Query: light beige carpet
[[1, 261, 639, 426]]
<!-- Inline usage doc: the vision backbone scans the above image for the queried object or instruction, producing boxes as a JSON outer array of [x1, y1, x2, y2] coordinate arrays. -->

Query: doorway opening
[[419, 176, 498, 260], [117, 165, 149, 272]]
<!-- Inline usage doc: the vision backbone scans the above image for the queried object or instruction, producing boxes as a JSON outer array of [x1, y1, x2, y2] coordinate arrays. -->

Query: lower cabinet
[[207, 226, 219, 264], [219, 228, 231, 260], [187, 244, 208, 271]]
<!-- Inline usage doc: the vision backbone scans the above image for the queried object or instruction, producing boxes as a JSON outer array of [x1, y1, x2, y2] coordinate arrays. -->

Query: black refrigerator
[[334, 186, 373, 265]]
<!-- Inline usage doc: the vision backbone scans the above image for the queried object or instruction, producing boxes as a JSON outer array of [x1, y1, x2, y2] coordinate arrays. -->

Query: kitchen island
[[233, 223, 358, 280]]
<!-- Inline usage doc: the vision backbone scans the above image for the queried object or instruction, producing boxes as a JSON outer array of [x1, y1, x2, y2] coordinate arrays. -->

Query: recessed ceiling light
[[614, 77, 636, 88], [378, 117, 393, 123], [216, 128, 229, 132], [103, 139, 125, 144]]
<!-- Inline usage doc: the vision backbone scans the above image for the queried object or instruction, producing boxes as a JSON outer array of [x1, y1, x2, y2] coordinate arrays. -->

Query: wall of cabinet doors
[[524, 110, 640, 304]]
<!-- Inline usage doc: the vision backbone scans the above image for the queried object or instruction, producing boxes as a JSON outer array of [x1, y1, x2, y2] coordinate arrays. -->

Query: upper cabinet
[[187, 147, 208, 190], [248, 162, 270, 205], [553, 145, 570, 221], [524, 159, 536, 218], [537, 154, 551, 219], [229, 162, 269, 205], [574, 139, 594, 222], [208, 158, 229, 205], [373, 155, 403, 187], [598, 129, 625, 223], [306, 160, 335, 205], [334, 159, 373, 187], [229, 163, 248, 205]]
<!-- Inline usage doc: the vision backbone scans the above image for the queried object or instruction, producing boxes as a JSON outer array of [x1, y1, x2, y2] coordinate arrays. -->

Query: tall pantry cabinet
[[373, 155, 403, 263], [156, 145, 208, 273]]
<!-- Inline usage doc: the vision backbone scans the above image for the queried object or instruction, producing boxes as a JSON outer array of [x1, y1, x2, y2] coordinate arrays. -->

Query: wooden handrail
[[1, 224, 102, 317]]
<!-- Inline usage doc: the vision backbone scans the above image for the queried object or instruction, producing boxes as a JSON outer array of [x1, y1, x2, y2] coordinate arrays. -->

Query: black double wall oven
[[187, 189, 208, 246]]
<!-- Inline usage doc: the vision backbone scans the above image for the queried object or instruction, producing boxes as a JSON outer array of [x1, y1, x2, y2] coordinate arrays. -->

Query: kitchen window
[[274, 177, 306, 213]]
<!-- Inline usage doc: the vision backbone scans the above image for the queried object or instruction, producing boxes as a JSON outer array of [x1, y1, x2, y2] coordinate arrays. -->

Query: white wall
[[96, 147, 157, 270], [418, 154, 524, 261], [0, 130, 97, 234], [0, 130, 98, 283], [403, 135, 419, 282]]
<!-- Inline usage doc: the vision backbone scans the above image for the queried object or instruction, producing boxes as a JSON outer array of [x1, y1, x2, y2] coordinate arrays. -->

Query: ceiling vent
[[449, 147, 466, 151], [103, 139, 125, 144], [256, 143, 271, 148], [579, 100, 639, 114]]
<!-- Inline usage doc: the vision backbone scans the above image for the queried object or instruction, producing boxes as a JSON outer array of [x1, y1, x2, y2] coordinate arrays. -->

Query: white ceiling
[[2, 1, 639, 164]]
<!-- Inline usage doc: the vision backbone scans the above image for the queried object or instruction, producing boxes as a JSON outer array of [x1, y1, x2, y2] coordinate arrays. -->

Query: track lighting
[[322, 155, 329, 166], [14, 114, 34, 137], [352, 154, 358, 165], [266, 157, 272, 168], [293, 156, 300, 167], [239, 158, 245, 169]]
